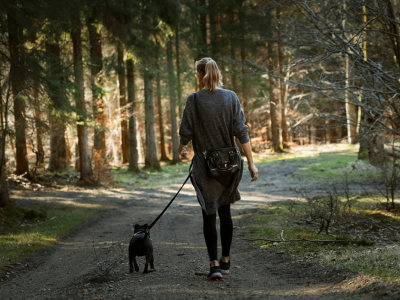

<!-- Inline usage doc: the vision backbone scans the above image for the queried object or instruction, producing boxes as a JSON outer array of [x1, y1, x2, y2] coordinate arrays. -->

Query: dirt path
[[1, 154, 399, 299]]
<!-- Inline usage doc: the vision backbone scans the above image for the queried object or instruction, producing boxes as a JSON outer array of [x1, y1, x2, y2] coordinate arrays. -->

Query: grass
[[112, 161, 192, 188], [113, 144, 374, 187], [253, 144, 381, 183], [0, 203, 101, 271], [244, 198, 400, 283], [294, 153, 378, 182]]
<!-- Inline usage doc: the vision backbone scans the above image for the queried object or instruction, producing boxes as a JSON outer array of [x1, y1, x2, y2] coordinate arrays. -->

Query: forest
[[1, 0, 400, 297], [1, 0, 399, 206]]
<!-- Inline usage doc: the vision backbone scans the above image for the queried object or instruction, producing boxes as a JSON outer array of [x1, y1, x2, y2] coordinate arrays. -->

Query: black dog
[[129, 224, 155, 274]]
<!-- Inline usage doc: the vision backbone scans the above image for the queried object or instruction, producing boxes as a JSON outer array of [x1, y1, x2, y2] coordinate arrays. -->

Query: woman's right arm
[[232, 93, 258, 181], [242, 142, 258, 182]]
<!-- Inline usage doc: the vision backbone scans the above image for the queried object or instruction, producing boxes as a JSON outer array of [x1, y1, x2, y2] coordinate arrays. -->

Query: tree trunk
[[8, 13, 29, 175], [126, 59, 140, 173], [199, 0, 208, 57], [0, 132, 10, 207], [46, 39, 68, 172], [229, 7, 238, 93], [175, 23, 183, 119], [267, 42, 283, 152], [117, 46, 129, 163], [342, 3, 357, 144], [33, 84, 44, 164], [276, 9, 289, 149], [230, 40, 237, 92], [72, 14, 93, 180], [156, 64, 169, 161], [239, 11, 250, 138], [0, 69, 10, 207], [167, 37, 181, 163], [209, 3, 217, 55], [49, 119, 67, 172], [344, 53, 357, 144], [88, 15, 105, 156], [144, 72, 160, 169]]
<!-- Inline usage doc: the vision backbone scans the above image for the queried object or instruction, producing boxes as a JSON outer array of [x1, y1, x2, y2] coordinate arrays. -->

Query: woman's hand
[[178, 144, 188, 155], [248, 163, 258, 182]]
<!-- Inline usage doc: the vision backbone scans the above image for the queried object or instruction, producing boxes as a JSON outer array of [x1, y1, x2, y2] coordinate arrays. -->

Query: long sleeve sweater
[[179, 88, 249, 214]]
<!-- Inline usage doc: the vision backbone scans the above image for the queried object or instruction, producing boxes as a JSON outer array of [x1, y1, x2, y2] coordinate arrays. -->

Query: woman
[[178, 57, 258, 280]]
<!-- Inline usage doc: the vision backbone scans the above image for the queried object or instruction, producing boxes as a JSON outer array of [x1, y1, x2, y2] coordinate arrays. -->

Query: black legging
[[202, 204, 233, 261]]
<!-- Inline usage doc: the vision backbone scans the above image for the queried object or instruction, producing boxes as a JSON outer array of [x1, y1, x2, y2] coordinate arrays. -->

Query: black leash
[[148, 162, 193, 230]]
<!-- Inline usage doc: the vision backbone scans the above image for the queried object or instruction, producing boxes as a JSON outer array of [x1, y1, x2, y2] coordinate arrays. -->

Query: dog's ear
[[144, 223, 149, 228], [134, 224, 139, 230]]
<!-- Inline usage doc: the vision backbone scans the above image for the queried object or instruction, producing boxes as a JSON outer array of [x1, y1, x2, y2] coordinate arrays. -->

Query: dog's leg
[[143, 253, 151, 274], [150, 255, 155, 270], [129, 255, 134, 273], [133, 255, 139, 272]]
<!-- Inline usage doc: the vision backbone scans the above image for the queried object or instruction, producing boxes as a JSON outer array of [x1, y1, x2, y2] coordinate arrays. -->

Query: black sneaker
[[207, 266, 222, 280], [219, 259, 230, 275]]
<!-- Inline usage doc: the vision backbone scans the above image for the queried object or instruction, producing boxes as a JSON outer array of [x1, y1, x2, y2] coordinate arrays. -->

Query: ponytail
[[195, 57, 223, 91]]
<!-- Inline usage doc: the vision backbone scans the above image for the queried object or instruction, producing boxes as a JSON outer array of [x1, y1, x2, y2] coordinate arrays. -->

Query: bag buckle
[[203, 151, 207, 159]]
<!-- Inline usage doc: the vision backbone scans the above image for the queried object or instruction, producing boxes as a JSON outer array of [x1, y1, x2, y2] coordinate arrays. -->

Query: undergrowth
[[245, 198, 400, 283]]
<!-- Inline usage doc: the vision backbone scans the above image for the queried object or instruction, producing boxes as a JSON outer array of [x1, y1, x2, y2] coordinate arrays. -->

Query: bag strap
[[192, 93, 205, 156], [193, 92, 236, 153]]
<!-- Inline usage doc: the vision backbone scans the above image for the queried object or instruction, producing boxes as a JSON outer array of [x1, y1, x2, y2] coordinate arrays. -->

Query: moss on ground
[[0, 203, 101, 271], [112, 161, 192, 188]]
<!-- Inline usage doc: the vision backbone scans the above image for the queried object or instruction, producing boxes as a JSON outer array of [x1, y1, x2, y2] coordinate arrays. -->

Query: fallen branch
[[243, 238, 345, 243]]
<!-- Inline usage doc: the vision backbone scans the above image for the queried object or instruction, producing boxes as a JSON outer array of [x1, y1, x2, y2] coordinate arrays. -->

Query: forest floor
[[1, 144, 400, 299]]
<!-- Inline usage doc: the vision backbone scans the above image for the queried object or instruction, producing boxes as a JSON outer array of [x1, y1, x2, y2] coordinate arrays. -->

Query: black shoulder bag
[[193, 92, 242, 179]]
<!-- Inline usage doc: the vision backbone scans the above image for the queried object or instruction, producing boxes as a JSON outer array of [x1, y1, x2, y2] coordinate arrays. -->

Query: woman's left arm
[[178, 95, 194, 154]]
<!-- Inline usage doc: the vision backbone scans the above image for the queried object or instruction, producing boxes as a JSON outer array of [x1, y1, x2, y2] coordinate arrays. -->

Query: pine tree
[[71, 11, 93, 181], [167, 36, 180, 163], [126, 58, 140, 173]]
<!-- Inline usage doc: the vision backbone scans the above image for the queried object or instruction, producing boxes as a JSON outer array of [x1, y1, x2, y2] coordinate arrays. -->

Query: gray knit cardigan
[[179, 88, 250, 215]]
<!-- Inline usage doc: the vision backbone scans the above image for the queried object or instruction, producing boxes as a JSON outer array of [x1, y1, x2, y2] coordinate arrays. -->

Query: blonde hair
[[195, 57, 223, 91]]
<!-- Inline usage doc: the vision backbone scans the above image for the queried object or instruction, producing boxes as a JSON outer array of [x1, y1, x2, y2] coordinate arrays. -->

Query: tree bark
[[167, 37, 181, 163], [88, 15, 105, 156], [0, 69, 10, 207], [199, 0, 208, 58], [33, 84, 44, 164], [72, 14, 93, 180], [239, 9, 250, 137], [126, 59, 140, 173], [240, 47, 250, 133], [8, 13, 29, 175], [46, 39, 68, 172], [0, 132, 9, 207], [267, 42, 283, 152], [144, 71, 160, 169], [342, 3, 357, 144], [209, 2, 217, 55], [276, 8, 289, 149], [156, 64, 169, 161], [117, 46, 129, 163], [229, 8, 238, 93], [175, 23, 183, 119]]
